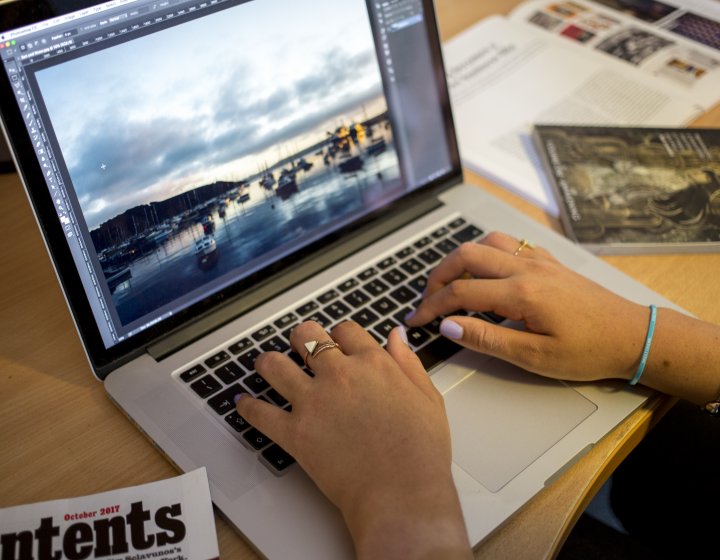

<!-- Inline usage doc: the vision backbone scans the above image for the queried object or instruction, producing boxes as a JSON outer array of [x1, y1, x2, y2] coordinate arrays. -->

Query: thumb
[[439, 316, 545, 373], [386, 326, 438, 397]]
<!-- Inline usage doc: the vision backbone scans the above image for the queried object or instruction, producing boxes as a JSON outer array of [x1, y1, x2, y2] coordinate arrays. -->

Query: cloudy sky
[[35, 0, 384, 229]]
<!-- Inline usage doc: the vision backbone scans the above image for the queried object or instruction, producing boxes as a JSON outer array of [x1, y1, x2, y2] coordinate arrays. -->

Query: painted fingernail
[[404, 310, 416, 322], [234, 393, 244, 405], [440, 319, 463, 340], [398, 325, 409, 345]]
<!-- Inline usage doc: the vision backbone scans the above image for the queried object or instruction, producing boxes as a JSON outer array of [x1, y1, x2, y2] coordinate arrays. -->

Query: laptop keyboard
[[176, 217, 503, 474]]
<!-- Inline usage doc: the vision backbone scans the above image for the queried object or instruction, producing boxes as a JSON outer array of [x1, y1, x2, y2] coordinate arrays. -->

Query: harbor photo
[[35, 0, 402, 327]]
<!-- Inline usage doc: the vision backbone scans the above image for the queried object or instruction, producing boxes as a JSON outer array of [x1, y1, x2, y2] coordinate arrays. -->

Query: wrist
[[344, 474, 471, 560]]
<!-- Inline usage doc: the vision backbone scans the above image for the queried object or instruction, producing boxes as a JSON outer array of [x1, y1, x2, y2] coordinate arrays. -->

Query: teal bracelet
[[629, 304, 657, 386]]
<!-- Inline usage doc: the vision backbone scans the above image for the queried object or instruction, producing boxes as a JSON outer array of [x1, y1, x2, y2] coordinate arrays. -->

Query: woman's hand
[[236, 320, 472, 559], [406, 232, 649, 382]]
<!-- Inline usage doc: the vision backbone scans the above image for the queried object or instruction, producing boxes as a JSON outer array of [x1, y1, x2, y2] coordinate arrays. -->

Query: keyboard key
[[381, 268, 407, 286], [373, 318, 398, 339], [243, 428, 272, 450], [190, 374, 222, 399], [180, 364, 206, 383], [370, 297, 398, 315], [364, 279, 389, 296], [215, 361, 245, 384], [377, 256, 396, 270], [204, 350, 230, 369], [416, 337, 461, 371], [244, 373, 270, 394], [390, 286, 416, 304], [251, 325, 276, 342], [408, 276, 427, 294], [436, 239, 458, 254], [358, 267, 377, 281], [318, 289, 339, 304], [261, 336, 290, 353], [350, 308, 380, 327], [452, 224, 483, 243], [344, 289, 370, 308], [208, 384, 246, 415], [400, 258, 425, 275], [306, 311, 331, 328], [449, 217, 466, 229], [287, 350, 304, 366], [225, 411, 251, 433], [395, 246, 414, 259], [238, 347, 261, 371], [406, 327, 431, 348], [480, 311, 506, 324], [274, 312, 298, 329], [262, 444, 296, 472], [394, 306, 412, 324], [324, 300, 352, 321], [338, 278, 359, 292], [413, 236, 433, 248], [431, 226, 449, 238], [296, 301, 319, 316], [417, 248, 442, 265], [266, 388, 288, 407], [228, 337, 253, 355]]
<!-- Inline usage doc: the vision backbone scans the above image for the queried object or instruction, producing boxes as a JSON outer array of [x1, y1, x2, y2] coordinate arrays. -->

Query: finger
[[255, 351, 309, 403], [290, 321, 345, 372], [330, 320, 381, 354], [438, 315, 553, 375], [386, 326, 437, 398], [235, 394, 293, 449], [480, 231, 557, 262], [407, 277, 522, 326], [424, 243, 518, 296]]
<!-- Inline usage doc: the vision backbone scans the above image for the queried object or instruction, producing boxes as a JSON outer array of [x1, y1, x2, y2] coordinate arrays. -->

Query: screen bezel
[[0, 0, 463, 379]]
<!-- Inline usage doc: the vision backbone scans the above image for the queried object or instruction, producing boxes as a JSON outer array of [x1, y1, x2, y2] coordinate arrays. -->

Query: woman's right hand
[[405, 232, 650, 382]]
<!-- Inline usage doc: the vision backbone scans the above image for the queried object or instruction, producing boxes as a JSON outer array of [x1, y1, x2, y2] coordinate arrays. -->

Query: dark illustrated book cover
[[533, 125, 720, 254]]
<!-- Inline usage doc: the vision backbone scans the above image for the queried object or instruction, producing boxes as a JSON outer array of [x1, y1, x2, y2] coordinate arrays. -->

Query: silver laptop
[[0, 0, 674, 557]]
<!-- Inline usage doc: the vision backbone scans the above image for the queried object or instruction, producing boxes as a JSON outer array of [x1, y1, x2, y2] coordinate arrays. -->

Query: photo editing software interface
[[1, 0, 453, 349]]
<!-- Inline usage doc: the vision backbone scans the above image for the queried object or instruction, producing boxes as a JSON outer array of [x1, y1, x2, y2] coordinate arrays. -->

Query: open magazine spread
[[443, 0, 720, 215], [0, 468, 218, 560], [533, 124, 720, 253]]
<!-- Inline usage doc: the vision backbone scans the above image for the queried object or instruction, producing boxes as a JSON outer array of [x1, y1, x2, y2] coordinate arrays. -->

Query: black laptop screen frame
[[0, 0, 463, 379]]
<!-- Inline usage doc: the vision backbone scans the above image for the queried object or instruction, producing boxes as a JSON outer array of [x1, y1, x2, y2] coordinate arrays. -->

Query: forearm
[[635, 307, 720, 405]]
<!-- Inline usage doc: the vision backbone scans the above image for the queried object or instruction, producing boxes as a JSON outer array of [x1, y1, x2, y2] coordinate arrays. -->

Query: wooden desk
[[1, 1, 719, 558]]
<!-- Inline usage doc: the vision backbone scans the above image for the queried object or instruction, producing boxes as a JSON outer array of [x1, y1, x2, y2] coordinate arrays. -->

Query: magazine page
[[510, 0, 720, 106], [443, 13, 707, 215], [532, 124, 720, 254], [0, 468, 219, 560]]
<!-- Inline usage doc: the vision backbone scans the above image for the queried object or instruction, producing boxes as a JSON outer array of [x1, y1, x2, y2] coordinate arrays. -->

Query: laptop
[[0, 0, 675, 557]]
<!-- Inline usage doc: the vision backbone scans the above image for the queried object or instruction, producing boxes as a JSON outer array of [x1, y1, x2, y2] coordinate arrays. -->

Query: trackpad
[[438, 356, 597, 493]]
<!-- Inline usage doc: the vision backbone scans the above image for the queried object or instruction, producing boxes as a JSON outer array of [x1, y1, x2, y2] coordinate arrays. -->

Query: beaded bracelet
[[704, 397, 720, 416], [629, 304, 657, 386]]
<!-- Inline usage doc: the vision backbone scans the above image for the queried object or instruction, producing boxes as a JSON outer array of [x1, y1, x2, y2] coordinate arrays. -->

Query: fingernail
[[234, 393, 244, 405], [404, 310, 416, 322], [398, 325, 409, 345], [440, 319, 463, 340]]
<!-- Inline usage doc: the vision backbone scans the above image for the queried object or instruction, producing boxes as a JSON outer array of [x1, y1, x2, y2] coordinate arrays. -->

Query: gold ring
[[513, 239, 534, 256], [303, 340, 342, 368]]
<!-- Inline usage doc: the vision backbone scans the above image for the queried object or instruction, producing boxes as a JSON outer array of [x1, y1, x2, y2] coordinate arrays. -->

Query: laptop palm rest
[[433, 351, 597, 493]]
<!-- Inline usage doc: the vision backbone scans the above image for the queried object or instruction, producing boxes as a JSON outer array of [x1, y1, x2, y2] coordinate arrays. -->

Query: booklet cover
[[0, 468, 219, 560], [533, 125, 720, 254]]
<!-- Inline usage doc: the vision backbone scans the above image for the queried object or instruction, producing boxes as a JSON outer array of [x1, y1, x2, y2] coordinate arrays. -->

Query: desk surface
[[1, 1, 719, 558]]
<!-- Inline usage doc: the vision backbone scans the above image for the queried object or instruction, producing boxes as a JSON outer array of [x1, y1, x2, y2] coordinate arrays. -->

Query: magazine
[[0, 468, 219, 560], [443, 0, 720, 216], [532, 124, 720, 253]]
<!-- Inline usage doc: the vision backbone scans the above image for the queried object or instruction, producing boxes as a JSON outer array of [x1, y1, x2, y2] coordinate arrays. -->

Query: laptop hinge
[[147, 192, 445, 361]]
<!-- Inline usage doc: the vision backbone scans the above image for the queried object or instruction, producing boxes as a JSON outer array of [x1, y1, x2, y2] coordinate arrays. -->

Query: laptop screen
[[0, 0, 459, 370]]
